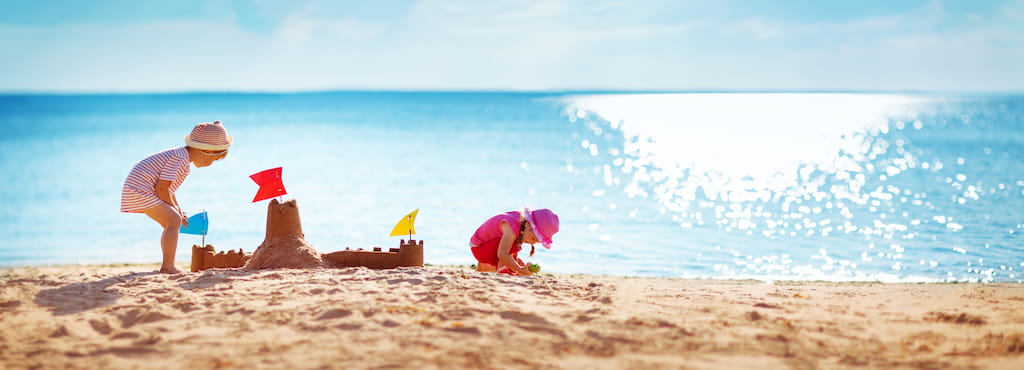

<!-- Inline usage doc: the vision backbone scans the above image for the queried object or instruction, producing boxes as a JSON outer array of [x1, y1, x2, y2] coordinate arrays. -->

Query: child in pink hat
[[120, 121, 232, 274], [469, 207, 559, 275]]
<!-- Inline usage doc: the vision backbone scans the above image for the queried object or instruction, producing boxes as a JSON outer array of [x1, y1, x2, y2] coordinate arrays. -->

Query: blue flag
[[179, 212, 209, 236]]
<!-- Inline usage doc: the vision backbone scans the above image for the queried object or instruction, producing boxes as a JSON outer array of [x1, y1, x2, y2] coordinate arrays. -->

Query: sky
[[1, 0, 1022, 93]]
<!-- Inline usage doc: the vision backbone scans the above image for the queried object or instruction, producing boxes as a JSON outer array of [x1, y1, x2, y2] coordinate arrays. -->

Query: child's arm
[[155, 180, 188, 224], [171, 192, 188, 226], [496, 222, 532, 276]]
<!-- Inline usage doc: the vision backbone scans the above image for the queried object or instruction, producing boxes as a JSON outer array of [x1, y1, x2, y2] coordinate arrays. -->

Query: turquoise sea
[[1, 91, 1022, 282]]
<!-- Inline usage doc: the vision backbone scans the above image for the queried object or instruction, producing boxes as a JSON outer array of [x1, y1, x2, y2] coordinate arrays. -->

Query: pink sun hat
[[184, 121, 232, 151], [524, 207, 559, 249]]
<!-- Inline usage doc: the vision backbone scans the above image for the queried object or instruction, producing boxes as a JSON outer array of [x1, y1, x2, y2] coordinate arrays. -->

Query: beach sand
[[2, 264, 1023, 369]]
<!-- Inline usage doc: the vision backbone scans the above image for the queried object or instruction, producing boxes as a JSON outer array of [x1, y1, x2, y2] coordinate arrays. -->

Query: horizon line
[[1, 87, 1023, 97]]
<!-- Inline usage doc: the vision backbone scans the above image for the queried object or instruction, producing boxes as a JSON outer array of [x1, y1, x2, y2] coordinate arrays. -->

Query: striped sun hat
[[184, 121, 233, 151]]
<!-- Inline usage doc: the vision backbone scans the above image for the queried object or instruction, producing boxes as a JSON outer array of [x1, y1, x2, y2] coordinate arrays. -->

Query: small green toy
[[528, 263, 541, 273]]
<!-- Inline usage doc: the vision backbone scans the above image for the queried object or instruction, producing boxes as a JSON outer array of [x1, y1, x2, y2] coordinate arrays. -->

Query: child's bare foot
[[159, 266, 184, 274]]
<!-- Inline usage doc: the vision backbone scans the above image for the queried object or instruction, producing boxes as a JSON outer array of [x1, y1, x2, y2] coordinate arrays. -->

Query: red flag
[[250, 167, 287, 202]]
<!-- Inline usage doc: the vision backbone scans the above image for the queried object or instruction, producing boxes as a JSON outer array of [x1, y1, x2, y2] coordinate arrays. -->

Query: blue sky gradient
[[1, 0, 1022, 92]]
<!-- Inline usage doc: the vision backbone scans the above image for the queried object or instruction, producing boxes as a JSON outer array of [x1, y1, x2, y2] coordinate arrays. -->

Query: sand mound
[[245, 235, 322, 269], [244, 199, 323, 270]]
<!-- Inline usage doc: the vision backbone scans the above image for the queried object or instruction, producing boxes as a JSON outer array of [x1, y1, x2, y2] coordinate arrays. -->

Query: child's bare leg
[[142, 204, 184, 274], [476, 262, 497, 272]]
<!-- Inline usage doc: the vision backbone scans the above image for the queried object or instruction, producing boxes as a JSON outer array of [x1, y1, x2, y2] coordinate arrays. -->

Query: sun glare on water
[[558, 93, 990, 281]]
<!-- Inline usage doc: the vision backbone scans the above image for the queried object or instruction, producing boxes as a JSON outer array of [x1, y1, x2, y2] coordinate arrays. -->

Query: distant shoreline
[[3, 263, 1022, 284], [3, 89, 1023, 97]]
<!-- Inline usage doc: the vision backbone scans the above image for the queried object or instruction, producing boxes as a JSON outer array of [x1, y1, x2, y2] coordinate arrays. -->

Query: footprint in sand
[[180, 274, 231, 290], [386, 278, 424, 285], [444, 325, 482, 335], [569, 308, 609, 323], [144, 288, 172, 295], [118, 308, 175, 328], [500, 311, 566, 337], [89, 318, 114, 335], [111, 331, 143, 340], [925, 311, 987, 325], [335, 322, 363, 330], [50, 323, 89, 338], [94, 345, 158, 357], [172, 302, 200, 313], [316, 309, 354, 320], [260, 272, 286, 280]]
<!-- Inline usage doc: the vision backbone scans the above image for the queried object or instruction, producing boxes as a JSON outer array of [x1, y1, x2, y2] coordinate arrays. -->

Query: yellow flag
[[389, 209, 418, 237]]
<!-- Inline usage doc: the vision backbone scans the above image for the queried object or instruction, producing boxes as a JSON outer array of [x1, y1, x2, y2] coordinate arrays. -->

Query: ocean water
[[1, 91, 1022, 282]]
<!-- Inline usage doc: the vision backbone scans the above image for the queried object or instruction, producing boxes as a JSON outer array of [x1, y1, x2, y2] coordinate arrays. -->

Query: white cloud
[[724, 18, 785, 40], [404, 0, 696, 40], [274, 15, 384, 44]]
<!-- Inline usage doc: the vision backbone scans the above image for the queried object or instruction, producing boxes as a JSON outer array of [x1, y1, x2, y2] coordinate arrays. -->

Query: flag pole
[[202, 210, 207, 246]]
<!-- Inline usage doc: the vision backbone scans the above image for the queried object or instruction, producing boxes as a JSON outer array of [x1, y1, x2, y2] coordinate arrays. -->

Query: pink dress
[[469, 211, 524, 266], [120, 147, 191, 212]]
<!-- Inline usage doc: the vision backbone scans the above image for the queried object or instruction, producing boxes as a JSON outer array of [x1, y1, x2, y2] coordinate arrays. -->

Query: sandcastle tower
[[244, 199, 323, 270]]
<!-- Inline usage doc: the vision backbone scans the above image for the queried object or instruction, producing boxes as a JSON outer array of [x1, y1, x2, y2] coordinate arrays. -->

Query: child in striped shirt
[[121, 121, 232, 274]]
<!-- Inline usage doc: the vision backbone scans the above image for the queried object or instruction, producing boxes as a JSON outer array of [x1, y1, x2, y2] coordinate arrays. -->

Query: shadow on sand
[[34, 272, 157, 315]]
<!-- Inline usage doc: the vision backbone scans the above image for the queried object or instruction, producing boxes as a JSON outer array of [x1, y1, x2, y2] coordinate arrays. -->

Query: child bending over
[[121, 121, 232, 273]]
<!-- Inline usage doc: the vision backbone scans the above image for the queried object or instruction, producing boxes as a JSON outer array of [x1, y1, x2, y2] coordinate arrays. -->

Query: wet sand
[[2, 264, 1023, 369]]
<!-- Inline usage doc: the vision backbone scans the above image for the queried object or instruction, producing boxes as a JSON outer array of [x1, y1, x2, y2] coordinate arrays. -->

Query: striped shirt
[[120, 147, 191, 213]]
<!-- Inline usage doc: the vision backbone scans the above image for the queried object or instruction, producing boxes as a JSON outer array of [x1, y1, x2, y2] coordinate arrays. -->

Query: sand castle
[[322, 240, 423, 269], [189, 198, 424, 272], [190, 245, 251, 272], [244, 198, 323, 270]]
